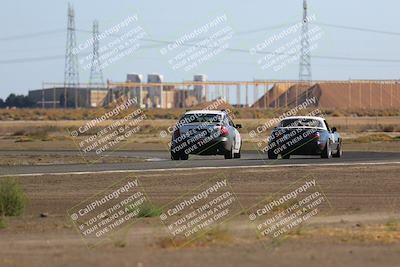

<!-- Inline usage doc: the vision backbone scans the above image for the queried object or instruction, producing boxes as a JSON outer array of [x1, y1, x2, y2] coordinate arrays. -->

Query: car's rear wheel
[[180, 153, 189, 160], [234, 141, 241, 159], [224, 145, 234, 159], [332, 143, 343, 158], [171, 152, 180, 160], [321, 142, 332, 159], [268, 150, 278, 160]]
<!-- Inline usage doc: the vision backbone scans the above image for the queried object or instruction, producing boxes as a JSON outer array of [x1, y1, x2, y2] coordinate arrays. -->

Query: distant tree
[[59, 93, 75, 108], [5, 93, 16, 107], [23, 95, 35, 107], [8, 95, 15, 107], [66, 93, 75, 108], [0, 98, 4, 108], [59, 94, 65, 108], [5, 93, 35, 108]]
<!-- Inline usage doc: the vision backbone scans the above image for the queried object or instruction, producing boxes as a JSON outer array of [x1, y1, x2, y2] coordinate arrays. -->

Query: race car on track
[[170, 110, 242, 160], [267, 116, 342, 159]]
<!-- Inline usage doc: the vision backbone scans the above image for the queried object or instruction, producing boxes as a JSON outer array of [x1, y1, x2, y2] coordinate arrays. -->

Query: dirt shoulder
[[0, 164, 399, 267]]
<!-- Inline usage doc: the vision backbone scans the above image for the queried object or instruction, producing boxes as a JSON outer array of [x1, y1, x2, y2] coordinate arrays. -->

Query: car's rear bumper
[[171, 136, 231, 155], [268, 139, 325, 156]]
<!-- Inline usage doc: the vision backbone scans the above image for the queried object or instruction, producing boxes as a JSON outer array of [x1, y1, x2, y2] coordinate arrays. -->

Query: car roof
[[281, 116, 325, 122], [184, 110, 226, 115]]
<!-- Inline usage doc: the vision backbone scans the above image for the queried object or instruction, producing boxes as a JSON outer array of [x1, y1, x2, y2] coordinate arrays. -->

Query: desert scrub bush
[[385, 219, 399, 232], [0, 217, 6, 229], [379, 124, 398, 132], [0, 178, 27, 216], [14, 137, 34, 142], [138, 202, 163, 218], [126, 202, 162, 218], [12, 126, 64, 141]]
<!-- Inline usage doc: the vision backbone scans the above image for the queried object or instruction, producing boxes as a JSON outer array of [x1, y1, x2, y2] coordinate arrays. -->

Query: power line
[[0, 43, 161, 64], [3, 47, 400, 65], [235, 22, 297, 35], [2, 22, 400, 65], [312, 54, 400, 63], [0, 29, 65, 42], [75, 28, 400, 63], [74, 22, 296, 38], [0, 55, 64, 64], [136, 38, 400, 64], [1, 20, 399, 43], [314, 22, 400, 36]]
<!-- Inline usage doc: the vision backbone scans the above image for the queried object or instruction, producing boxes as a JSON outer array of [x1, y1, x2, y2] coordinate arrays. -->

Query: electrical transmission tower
[[299, 0, 312, 82], [88, 20, 104, 107], [89, 20, 104, 86], [64, 3, 80, 108]]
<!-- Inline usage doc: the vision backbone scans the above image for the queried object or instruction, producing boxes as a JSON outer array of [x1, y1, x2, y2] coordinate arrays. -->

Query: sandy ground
[[0, 164, 399, 267], [0, 154, 146, 166]]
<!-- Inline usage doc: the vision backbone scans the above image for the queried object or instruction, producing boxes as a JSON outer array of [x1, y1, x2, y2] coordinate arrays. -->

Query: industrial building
[[252, 81, 400, 109], [28, 86, 108, 108], [30, 74, 208, 109], [30, 79, 400, 109], [100, 74, 207, 109]]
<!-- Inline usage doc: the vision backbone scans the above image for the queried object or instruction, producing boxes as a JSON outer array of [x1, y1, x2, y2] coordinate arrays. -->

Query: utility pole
[[64, 3, 80, 108], [299, 0, 312, 82]]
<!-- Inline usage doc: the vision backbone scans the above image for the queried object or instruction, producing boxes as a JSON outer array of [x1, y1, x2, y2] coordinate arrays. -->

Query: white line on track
[[1, 161, 400, 177]]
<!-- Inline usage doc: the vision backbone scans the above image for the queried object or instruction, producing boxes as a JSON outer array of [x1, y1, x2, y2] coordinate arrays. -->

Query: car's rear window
[[179, 113, 222, 124], [279, 118, 323, 128]]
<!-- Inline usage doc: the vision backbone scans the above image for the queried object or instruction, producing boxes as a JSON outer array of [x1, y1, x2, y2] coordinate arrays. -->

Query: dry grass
[[0, 217, 6, 229], [1, 107, 400, 121], [0, 154, 145, 166], [269, 220, 400, 245], [113, 240, 127, 248], [0, 178, 26, 216], [385, 219, 399, 232], [10, 126, 71, 142], [1, 118, 400, 139], [304, 222, 400, 244], [348, 133, 396, 143]]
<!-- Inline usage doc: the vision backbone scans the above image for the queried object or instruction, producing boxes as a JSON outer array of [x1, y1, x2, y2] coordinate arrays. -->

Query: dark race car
[[267, 116, 342, 159], [170, 110, 242, 160]]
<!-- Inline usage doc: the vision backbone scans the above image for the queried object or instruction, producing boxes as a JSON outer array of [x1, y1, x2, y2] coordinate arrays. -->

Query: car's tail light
[[272, 130, 281, 138], [309, 132, 320, 139], [173, 128, 180, 139], [220, 126, 229, 137]]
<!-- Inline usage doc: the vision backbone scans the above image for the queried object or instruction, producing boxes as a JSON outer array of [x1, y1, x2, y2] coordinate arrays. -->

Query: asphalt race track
[[0, 150, 399, 176]]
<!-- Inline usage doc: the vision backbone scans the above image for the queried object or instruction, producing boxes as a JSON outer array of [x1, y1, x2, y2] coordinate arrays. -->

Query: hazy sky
[[0, 0, 399, 99]]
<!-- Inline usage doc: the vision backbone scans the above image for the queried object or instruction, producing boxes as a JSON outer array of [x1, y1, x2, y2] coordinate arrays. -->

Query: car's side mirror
[[235, 124, 242, 129], [331, 127, 337, 133]]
